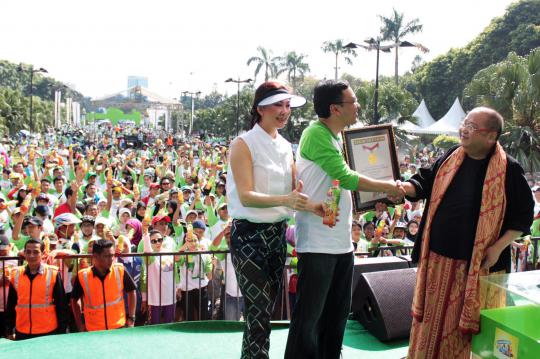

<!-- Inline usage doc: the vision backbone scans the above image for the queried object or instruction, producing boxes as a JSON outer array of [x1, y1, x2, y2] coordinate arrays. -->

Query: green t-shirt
[[300, 121, 360, 191]]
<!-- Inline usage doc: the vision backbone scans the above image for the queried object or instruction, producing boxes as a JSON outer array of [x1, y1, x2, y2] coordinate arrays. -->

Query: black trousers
[[285, 252, 354, 359], [230, 219, 286, 359], [179, 287, 209, 321]]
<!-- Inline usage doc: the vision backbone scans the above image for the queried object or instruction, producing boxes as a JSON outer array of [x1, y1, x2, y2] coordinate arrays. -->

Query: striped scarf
[[412, 143, 507, 334]]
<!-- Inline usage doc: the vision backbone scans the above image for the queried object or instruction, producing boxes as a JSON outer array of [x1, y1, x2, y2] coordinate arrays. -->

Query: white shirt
[[295, 135, 354, 254], [227, 124, 293, 223], [178, 254, 211, 292], [223, 253, 242, 297]]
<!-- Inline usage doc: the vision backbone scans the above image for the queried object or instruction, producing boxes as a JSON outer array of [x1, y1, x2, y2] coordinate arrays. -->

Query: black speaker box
[[352, 268, 417, 341], [351, 256, 410, 305]]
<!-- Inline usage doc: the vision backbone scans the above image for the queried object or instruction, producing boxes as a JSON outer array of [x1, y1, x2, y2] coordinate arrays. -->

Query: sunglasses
[[151, 238, 164, 244]]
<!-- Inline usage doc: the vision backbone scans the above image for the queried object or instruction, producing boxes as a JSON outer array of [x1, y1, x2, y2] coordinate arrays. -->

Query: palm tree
[[321, 39, 357, 80], [379, 8, 424, 84], [247, 47, 279, 82], [463, 49, 540, 171], [276, 52, 310, 90]]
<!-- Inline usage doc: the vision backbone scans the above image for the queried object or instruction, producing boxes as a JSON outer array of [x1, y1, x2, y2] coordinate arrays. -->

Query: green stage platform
[[0, 320, 409, 358]]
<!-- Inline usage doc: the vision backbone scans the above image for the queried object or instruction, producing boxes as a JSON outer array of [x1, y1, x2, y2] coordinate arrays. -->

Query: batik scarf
[[411, 143, 507, 334]]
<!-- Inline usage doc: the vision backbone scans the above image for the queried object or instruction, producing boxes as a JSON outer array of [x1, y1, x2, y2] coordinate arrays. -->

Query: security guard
[[71, 239, 136, 332], [5, 239, 69, 340]]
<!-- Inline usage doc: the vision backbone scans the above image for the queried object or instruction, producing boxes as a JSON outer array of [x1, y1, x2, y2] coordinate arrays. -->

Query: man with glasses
[[285, 80, 405, 359], [71, 239, 137, 332], [397, 107, 534, 358]]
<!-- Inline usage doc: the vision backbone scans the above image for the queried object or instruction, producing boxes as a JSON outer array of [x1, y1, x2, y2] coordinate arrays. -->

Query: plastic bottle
[[107, 168, 113, 183], [0, 200, 18, 211], [375, 220, 386, 237], [205, 175, 215, 191], [73, 227, 80, 245], [394, 205, 402, 220], [43, 237, 50, 255], [117, 235, 124, 252], [20, 193, 33, 213], [322, 180, 341, 226], [143, 205, 153, 224], [186, 222, 194, 242]]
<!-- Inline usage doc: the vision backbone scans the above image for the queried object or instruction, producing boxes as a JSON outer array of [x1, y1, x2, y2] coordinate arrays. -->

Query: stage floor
[[0, 320, 409, 358]]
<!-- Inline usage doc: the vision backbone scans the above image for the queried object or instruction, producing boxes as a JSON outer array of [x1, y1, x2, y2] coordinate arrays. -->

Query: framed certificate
[[342, 124, 401, 212]]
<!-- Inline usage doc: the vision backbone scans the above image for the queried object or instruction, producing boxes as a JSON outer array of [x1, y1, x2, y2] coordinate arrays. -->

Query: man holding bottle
[[285, 80, 405, 359]]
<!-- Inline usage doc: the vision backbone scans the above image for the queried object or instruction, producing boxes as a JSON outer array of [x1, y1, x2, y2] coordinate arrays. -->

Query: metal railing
[[1, 237, 538, 334]]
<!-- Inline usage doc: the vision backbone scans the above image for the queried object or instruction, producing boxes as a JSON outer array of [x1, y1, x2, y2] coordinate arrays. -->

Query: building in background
[[127, 76, 148, 89]]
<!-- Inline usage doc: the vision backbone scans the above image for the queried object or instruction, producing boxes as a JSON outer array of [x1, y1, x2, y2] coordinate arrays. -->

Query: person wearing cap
[[191, 219, 210, 249], [215, 181, 226, 206], [136, 215, 176, 253], [73, 216, 98, 254], [54, 212, 81, 250], [5, 238, 69, 340], [109, 185, 125, 219], [227, 81, 322, 359], [285, 80, 406, 359], [177, 222, 213, 321], [12, 192, 43, 251]]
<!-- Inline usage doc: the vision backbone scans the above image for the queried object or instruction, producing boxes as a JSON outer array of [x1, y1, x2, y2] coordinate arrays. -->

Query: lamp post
[[344, 39, 389, 124], [17, 64, 48, 132], [225, 77, 252, 136], [345, 38, 427, 124], [181, 90, 201, 137]]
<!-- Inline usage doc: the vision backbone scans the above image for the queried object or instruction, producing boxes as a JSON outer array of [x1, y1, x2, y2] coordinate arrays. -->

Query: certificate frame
[[342, 124, 401, 213]]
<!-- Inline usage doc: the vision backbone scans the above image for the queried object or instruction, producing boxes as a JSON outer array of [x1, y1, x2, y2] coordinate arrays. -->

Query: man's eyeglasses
[[161, 182, 171, 185], [151, 238, 164, 244], [334, 101, 358, 105], [459, 121, 493, 133]]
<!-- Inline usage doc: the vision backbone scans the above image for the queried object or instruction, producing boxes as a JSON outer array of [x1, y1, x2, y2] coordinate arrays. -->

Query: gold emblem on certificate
[[363, 143, 380, 165]]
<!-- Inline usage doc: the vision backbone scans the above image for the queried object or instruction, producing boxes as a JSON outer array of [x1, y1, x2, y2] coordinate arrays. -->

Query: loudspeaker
[[352, 268, 417, 341], [351, 256, 409, 303]]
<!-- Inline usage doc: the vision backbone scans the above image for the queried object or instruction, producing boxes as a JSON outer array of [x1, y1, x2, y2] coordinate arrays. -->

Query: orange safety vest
[[78, 263, 126, 331], [10, 264, 59, 335]]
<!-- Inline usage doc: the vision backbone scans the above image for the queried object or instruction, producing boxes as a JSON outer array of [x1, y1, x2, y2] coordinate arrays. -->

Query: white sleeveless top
[[227, 124, 293, 223]]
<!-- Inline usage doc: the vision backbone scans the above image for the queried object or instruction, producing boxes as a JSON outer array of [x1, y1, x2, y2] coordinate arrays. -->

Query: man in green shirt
[[285, 80, 404, 359]]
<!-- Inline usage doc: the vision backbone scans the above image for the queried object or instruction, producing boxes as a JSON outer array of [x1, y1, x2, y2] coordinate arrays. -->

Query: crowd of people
[[0, 80, 538, 359]]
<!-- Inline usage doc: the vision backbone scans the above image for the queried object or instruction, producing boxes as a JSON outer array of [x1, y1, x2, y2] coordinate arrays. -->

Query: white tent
[[411, 99, 436, 128], [410, 97, 466, 136], [399, 120, 422, 131]]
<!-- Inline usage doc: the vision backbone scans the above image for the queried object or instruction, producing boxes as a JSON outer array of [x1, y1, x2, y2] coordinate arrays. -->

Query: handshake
[[385, 179, 407, 203]]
